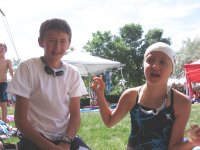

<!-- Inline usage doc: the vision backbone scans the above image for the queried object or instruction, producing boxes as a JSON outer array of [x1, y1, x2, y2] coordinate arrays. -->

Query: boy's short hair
[[39, 18, 72, 43], [0, 43, 7, 52]]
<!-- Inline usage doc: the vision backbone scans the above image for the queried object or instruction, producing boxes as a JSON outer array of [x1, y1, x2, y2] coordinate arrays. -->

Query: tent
[[62, 51, 121, 76], [184, 59, 200, 99], [62, 51, 122, 105]]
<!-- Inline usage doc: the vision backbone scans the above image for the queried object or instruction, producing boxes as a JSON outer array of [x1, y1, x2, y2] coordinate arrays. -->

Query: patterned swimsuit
[[128, 89, 175, 150]]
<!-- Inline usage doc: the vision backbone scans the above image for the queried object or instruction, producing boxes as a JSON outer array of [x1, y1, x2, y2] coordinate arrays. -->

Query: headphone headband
[[40, 56, 64, 77]]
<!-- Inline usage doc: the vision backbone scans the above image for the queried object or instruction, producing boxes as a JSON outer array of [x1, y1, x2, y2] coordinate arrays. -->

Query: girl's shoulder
[[123, 86, 141, 95], [172, 88, 190, 104], [118, 87, 140, 111], [172, 88, 191, 115], [120, 86, 142, 104]]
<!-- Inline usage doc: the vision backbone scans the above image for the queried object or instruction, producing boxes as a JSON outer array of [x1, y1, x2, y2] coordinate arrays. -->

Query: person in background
[[91, 42, 200, 149], [0, 43, 14, 123], [7, 18, 89, 150]]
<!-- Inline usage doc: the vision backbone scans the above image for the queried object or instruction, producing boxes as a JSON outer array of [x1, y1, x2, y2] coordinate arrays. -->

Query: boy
[[0, 43, 13, 123], [7, 18, 89, 150]]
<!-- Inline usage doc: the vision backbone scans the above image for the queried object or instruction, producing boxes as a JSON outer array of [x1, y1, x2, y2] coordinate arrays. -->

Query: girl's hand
[[186, 124, 200, 145], [91, 75, 105, 95]]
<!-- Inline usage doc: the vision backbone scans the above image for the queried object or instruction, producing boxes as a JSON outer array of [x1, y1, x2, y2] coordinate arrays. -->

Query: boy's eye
[[49, 39, 55, 42], [60, 40, 67, 44]]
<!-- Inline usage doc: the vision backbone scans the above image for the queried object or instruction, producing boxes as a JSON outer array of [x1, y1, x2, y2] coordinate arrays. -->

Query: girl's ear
[[38, 37, 43, 48]]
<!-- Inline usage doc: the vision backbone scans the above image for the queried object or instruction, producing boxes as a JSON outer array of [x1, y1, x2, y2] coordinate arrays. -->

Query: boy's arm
[[59, 97, 81, 149], [15, 95, 58, 150], [7, 59, 14, 78], [65, 97, 81, 138]]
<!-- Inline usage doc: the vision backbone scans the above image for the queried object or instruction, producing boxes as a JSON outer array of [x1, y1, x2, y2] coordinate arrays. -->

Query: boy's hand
[[58, 142, 70, 150]]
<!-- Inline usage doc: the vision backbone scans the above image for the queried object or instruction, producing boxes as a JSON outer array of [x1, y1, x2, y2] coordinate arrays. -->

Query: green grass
[[186, 104, 200, 127], [4, 104, 200, 150], [79, 112, 130, 149]]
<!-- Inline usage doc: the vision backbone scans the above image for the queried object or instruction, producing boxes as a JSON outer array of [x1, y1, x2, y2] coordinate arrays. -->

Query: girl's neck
[[140, 84, 170, 108]]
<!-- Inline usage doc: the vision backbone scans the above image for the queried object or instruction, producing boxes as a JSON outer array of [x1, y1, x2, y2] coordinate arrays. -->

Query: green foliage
[[143, 28, 171, 47], [80, 95, 120, 106], [84, 24, 171, 91], [175, 37, 200, 78], [11, 58, 22, 72], [120, 24, 143, 45]]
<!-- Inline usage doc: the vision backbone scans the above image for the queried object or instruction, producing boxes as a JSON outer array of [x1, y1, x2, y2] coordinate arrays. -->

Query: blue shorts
[[0, 82, 8, 102], [17, 135, 91, 150]]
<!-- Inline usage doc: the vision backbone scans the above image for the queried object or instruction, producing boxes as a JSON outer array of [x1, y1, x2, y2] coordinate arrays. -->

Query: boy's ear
[[4, 44, 7, 52], [38, 38, 44, 48]]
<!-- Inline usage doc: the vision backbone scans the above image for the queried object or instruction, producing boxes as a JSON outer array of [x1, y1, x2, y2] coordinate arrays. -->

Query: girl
[[91, 42, 200, 149]]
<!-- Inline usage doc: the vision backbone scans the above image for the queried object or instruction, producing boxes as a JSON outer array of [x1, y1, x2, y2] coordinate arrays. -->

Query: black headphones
[[40, 56, 64, 77]]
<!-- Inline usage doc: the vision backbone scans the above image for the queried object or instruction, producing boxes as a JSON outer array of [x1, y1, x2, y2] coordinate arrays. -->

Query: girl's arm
[[168, 90, 199, 150], [91, 75, 137, 127]]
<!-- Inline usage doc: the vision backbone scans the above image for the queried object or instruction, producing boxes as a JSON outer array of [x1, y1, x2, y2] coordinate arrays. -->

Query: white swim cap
[[144, 42, 176, 72]]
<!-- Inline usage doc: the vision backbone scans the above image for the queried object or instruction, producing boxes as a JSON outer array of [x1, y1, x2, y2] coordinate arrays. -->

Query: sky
[[0, 0, 200, 60]]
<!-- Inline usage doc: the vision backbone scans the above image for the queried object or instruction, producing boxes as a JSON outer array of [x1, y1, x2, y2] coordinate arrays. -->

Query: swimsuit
[[0, 82, 8, 102], [128, 89, 175, 150]]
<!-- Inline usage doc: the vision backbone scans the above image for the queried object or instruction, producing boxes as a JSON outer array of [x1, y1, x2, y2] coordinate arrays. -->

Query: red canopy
[[184, 59, 200, 99]]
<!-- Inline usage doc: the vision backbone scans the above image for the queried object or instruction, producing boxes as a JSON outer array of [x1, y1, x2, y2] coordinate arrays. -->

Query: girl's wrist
[[187, 140, 199, 148]]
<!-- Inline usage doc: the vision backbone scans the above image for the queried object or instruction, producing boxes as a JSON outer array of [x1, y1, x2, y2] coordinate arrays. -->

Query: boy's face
[[0, 44, 7, 56], [38, 30, 70, 61]]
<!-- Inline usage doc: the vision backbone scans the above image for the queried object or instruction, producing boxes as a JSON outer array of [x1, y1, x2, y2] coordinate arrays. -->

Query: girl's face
[[143, 51, 173, 85], [38, 30, 70, 63]]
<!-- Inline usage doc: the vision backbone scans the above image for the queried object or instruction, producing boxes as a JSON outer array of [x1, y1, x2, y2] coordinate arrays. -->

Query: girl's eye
[[146, 58, 154, 63], [160, 60, 169, 66], [160, 60, 166, 64]]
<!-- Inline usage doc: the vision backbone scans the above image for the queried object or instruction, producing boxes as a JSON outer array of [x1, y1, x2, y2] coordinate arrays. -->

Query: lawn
[[4, 104, 200, 150]]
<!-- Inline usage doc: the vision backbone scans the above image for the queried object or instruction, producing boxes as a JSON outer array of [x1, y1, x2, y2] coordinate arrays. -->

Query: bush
[[80, 98, 90, 107], [105, 95, 120, 103], [80, 94, 120, 107]]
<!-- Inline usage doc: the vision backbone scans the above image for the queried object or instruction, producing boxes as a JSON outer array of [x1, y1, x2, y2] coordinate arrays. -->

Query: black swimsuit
[[0, 82, 8, 102], [128, 89, 175, 150]]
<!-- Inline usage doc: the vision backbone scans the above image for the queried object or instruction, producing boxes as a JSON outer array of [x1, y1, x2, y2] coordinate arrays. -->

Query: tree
[[84, 24, 171, 93], [175, 37, 200, 78], [119, 24, 144, 86], [119, 26, 171, 86], [12, 58, 21, 72]]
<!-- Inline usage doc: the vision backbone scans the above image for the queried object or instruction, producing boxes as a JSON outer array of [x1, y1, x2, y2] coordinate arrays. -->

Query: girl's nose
[[152, 63, 159, 70]]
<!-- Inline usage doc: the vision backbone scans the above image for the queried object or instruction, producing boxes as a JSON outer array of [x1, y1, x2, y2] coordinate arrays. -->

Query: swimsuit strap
[[136, 86, 143, 104], [168, 88, 174, 108], [137, 85, 171, 116]]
